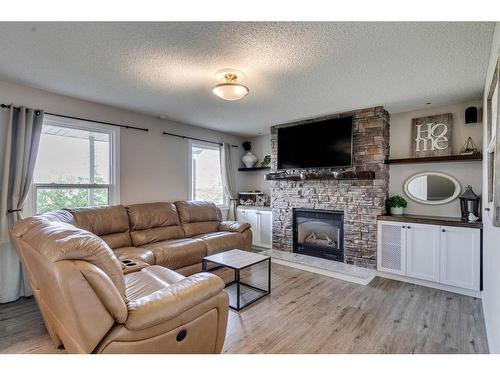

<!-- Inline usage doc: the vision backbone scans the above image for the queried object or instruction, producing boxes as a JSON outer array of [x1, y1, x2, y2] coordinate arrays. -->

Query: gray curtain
[[0, 106, 43, 303], [220, 142, 238, 221]]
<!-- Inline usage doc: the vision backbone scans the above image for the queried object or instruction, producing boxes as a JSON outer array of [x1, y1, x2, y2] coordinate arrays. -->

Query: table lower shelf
[[225, 281, 269, 310]]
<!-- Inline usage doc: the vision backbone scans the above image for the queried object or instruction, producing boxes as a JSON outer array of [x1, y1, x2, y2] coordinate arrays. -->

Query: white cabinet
[[377, 221, 406, 275], [377, 220, 481, 293], [236, 207, 273, 249], [406, 223, 440, 282], [259, 210, 273, 248], [440, 226, 480, 290], [236, 206, 245, 223], [244, 209, 259, 243]]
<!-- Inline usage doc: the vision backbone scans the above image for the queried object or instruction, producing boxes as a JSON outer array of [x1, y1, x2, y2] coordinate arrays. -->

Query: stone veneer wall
[[270, 106, 390, 269]]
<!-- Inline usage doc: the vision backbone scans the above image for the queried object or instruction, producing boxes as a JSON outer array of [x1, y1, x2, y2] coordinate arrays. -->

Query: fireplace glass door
[[293, 209, 344, 262]]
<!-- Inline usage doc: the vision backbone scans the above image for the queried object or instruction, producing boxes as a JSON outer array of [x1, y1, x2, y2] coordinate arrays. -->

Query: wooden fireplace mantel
[[264, 170, 375, 181]]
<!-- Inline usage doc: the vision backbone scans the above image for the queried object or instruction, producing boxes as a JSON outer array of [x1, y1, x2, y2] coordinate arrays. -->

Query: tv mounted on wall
[[277, 115, 353, 169]]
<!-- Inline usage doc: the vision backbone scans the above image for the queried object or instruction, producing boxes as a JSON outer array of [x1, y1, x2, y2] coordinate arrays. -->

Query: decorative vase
[[390, 207, 404, 215], [242, 151, 258, 168]]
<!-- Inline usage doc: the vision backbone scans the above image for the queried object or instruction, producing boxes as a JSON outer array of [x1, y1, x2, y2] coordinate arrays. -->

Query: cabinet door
[[440, 226, 480, 290], [244, 209, 260, 246], [406, 223, 440, 282], [377, 221, 406, 275], [236, 207, 246, 223], [258, 211, 273, 249]]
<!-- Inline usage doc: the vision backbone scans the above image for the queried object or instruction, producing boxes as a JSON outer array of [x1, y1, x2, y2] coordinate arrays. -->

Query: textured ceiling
[[0, 22, 494, 136]]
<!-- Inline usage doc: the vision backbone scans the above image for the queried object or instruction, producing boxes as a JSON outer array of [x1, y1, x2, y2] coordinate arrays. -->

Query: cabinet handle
[[442, 229, 446, 232], [402, 225, 405, 229], [407, 226, 411, 229]]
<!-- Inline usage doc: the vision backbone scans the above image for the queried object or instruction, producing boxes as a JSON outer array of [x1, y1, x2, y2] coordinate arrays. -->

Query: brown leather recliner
[[10, 200, 252, 354]]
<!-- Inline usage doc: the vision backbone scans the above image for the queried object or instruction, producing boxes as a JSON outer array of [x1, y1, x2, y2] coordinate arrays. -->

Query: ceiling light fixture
[[212, 69, 249, 101]]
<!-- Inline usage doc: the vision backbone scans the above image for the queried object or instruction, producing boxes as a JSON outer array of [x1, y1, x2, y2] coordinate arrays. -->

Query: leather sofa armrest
[[125, 273, 225, 330], [78, 261, 128, 323], [219, 221, 251, 233]]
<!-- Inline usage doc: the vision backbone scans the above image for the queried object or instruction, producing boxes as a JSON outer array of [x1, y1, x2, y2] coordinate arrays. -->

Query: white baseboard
[[377, 271, 481, 298]]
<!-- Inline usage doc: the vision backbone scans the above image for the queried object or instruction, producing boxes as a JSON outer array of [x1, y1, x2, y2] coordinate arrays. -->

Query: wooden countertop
[[237, 205, 272, 211], [378, 214, 482, 229]]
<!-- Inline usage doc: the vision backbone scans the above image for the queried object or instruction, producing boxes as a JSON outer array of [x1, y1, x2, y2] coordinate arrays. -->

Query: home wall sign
[[411, 113, 453, 158]]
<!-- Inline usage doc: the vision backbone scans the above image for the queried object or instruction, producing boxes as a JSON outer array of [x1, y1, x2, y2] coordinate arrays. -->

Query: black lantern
[[465, 106, 478, 124], [459, 185, 480, 221]]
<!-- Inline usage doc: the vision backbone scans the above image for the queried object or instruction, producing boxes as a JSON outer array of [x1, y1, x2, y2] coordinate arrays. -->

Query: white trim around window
[[28, 114, 120, 215], [188, 139, 228, 209]]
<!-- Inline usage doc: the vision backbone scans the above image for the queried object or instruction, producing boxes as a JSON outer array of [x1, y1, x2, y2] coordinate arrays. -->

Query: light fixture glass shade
[[212, 82, 249, 101]]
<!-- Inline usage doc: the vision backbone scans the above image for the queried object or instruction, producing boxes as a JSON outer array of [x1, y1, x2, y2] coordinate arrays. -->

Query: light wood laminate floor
[[0, 263, 488, 354]]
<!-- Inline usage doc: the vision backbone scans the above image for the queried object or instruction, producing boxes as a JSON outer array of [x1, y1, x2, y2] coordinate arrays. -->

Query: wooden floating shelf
[[265, 170, 375, 181], [386, 153, 483, 165], [378, 214, 482, 229], [238, 166, 271, 171]]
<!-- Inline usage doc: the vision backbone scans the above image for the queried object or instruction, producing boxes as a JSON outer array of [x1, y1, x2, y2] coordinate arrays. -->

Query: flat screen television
[[277, 116, 353, 169]]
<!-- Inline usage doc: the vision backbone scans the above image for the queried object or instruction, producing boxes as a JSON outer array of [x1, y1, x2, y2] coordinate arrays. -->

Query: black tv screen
[[277, 116, 353, 169]]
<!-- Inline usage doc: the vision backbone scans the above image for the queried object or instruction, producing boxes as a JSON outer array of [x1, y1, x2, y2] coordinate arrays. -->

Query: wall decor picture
[[411, 113, 453, 158]]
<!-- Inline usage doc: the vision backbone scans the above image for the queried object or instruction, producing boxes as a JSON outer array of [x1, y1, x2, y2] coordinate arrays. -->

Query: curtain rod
[[0, 103, 149, 132], [162, 131, 238, 148]]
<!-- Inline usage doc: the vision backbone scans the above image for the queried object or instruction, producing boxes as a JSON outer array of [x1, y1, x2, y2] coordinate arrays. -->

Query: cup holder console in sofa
[[121, 259, 149, 274]]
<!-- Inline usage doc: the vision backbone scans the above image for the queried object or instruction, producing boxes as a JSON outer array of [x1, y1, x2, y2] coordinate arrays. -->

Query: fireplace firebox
[[292, 208, 344, 262]]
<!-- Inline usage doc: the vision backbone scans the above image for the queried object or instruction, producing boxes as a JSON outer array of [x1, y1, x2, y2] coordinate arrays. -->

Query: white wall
[[0, 80, 245, 206], [389, 101, 483, 217], [481, 22, 500, 354], [238, 134, 272, 194]]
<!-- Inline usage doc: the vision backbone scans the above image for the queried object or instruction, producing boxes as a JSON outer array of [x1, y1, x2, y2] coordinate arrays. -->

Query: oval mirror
[[404, 172, 461, 205]]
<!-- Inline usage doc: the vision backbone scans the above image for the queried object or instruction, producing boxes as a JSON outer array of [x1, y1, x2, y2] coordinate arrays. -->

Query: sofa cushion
[[141, 265, 186, 285], [141, 238, 207, 270], [124, 266, 186, 301], [219, 221, 251, 233], [124, 267, 171, 301], [175, 201, 222, 223], [99, 232, 133, 249], [114, 247, 156, 265], [182, 221, 221, 237], [68, 206, 131, 249], [175, 201, 222, 237], [195, 231, 245, 256], [174, 263, 203, 277], [126, 202, 184, 246]]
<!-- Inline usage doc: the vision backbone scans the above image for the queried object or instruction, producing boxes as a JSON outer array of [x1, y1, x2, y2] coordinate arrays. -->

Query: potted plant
[[260, 155, 271, 167], [387, 195, 407, 215], [241, 141, 258, 168]]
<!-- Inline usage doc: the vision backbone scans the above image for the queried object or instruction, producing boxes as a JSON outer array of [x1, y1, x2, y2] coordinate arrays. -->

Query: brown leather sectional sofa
[[11, 201, 252, 354]]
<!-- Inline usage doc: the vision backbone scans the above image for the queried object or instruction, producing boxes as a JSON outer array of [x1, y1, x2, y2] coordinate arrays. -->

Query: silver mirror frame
[[403, 171, 461, 205]]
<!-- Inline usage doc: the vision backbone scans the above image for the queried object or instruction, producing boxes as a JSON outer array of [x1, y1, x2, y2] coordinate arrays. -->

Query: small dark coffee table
[[202, 249, 271, 311]]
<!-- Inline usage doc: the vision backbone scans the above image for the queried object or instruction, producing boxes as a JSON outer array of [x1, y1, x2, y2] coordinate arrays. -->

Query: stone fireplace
[[269, 107, 390, 269]]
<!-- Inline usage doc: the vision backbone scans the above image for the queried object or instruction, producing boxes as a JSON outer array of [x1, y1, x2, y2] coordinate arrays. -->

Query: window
[[189, 142, 226, 206], [32, 115, 119, 214]]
